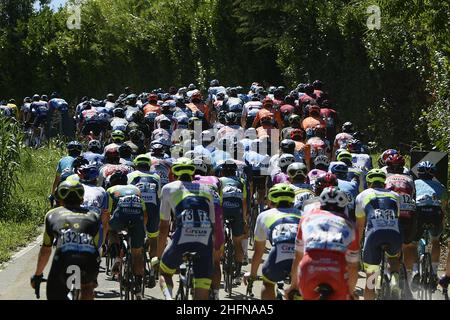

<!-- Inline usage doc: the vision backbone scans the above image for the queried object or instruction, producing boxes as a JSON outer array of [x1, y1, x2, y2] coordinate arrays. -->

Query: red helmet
[[262, 97, 274, 107], [148, 93, 158, 102], [385, 154, 405, 167], [314, 173, 338, 195], [290, 129, 304, 140]]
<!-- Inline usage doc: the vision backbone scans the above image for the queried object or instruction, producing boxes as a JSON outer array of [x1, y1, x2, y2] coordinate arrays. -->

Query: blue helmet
[[417, 161, 436, 176], [77, 164, 99, 183], [330, 161, 348, 176]]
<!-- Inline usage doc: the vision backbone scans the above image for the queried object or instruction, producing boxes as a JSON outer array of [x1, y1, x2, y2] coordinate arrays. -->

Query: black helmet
[[109, 170, 128, 187], [113, 107, 125, 118], [342, 122, 354, 134], [280, 139, 296, 154], [210, 79, 220, 87], [118, 144, 132, 158], [32, 94, 40, 101], [225, 112, 238, 125], [313, 80, 323, 90], [67, 141, 83, 153]]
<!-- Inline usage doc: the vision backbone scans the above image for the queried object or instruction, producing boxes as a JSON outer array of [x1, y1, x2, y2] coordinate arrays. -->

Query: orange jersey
[[252, 108, 283, 129], [302, 116, 325, 130], [143, 103, 161, 115]]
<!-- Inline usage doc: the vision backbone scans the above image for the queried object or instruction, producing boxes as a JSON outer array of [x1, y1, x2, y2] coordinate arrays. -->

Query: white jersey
[[351, 153, 372, 172]]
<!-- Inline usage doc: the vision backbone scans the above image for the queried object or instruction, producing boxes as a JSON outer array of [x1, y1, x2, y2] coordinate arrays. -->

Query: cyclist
[[269, 153, 295, 188], [107, 170, 148, 300], [104, 130, 125, 154], [118, 144, 134, 167], [287, 163, 315, 211], [51, 141, 83, 196], [219, 159, 248, 289], [414, 161, 448, 289], [98, 148, 133, 188], [243, 184, 301, 300], [127, 155, 162, 263], [31, 180, 101, 300], [384, 154, 418, 292], [157, 158, 215, 300], [143, 93, 161, 116], [242, 93, 262, 129], [302, 105, 325, 140], [281, 114, 302, 140], [290, 129, 311, 169], [330, 162, 359, 221], [336, 150, 365, 192], [148, 142, 172, 187], [110, 108, 129, 132], [252, 97, 283, 129], [288, 187, 359, 300], [355, 169, 402, 300], [192, 157, 225, 299]]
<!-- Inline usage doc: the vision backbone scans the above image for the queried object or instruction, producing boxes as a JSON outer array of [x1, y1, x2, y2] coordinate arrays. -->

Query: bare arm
[[157, 220, 170, 258], [34, 246, 52, 277], [250, 240, 266, 278], [290, 250, 303, 290]]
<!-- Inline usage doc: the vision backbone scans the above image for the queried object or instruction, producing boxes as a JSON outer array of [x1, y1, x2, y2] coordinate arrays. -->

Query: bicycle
[[375, 247, 392, 300], [118, 231, 144, 300], [175, 252, 197, 300], [416, 224, 436, 300], [223, 218, 235, 297], [143, 240, 158, 289]]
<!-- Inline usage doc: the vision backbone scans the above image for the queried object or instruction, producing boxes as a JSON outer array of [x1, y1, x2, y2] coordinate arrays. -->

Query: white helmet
[[88, 140, 102, 151], [287, 162, 308, 179], [279, 154, 296, 169], [314, 155, 330, 167], [319, 187, 349, 208]]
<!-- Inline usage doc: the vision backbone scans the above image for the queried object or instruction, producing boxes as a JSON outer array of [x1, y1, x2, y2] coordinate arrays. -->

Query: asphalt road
[[0, 234, 446, 300]]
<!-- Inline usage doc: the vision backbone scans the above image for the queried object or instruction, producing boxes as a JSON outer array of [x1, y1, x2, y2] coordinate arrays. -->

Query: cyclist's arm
[[355, 195, 365, 244], [34, 214, 54, 276], [250, 240, 265, 278], [157, 188, 172, 258], [291, 222, 304, 290]]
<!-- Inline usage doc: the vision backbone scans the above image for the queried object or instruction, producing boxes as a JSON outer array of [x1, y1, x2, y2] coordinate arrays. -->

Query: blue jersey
[[31, 101, 49, 117], [49, 98, 69, 112], [83, 152, 105, 166], [128, 171, 162, 217], [337, 179, 359, 212], [254, 208, 302, 245], [57, 156, 75, 174], [415, 179, 448, 207]]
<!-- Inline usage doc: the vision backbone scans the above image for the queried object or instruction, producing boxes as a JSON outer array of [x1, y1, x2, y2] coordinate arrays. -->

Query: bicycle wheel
[[419, 253, 433, 300], [399, 262, 410, 300]]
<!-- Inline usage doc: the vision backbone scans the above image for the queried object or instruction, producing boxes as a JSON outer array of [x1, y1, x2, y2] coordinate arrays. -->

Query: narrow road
[[0, 235, 446, 300]]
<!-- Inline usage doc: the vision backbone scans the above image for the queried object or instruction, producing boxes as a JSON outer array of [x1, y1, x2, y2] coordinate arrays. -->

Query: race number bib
[[136, 182, 157, 205], [275, 243, 295, 263], [179, 209, 212, 245], [58, 230, 96, 254], [117, 195, 143, 215], [399, 194, 416, 211], [271, 223, 298, 244], [370, 209, 398, 231]]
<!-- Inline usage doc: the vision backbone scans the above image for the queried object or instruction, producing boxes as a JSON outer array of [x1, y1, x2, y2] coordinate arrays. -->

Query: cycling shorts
[[399, 213, 417, 244], [363, 229, 402, 265], [160, 228, 213, 288], [47, 252, 100, 300], [109, 213, 145, 249], [223, 205, 245, 237], [82, 120, 108, 136], [261, 242, 295, 284], [145, 203, 160, 239], [299, 250, 350, 300], [415, 206, 443, 241]]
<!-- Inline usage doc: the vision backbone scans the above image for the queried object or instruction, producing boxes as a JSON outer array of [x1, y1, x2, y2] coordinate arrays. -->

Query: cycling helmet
[[280, 139, 296, 154], [118, 143, 132, 158], [366, 169, 387, 185], [417, 161, 436, 176], [225, 112, 238, 125], [287, 162, 308, 180], [268, 183, 295, 205], [346, 139, 362, 153], [314, 155, 330, 167], [319, 187, 349, 209], [210, 79, 220, 87], [308, 105, 321, 116], [109, 170, 128, 187], [288, 114, 301, 127], [385, 154, 405, 168], [57, 180, 84, 201], [24, 97, 32, 103], [172, 157, 196, 177], [268, 86, 277, 94], [330, 162, 348, 175], [113, 107, 125, 118], [279, 154, 295, 170], [313, 80, 323, 90], [88, 140, 102, 152], [148, 94, 158, 102], [379, 149, 398, 167], [290, 129, 304, 140], [262, 97, 273, 107], [314, 173, 338, 195], [188, 83, 196, 91], [184, 150, 198, 160], [41, 95, 48, 101], [190, 91, 203, 102], [104, 148, 120, 162], [193, 157, 210, 175], [32, 94, 40, 101], [77, 164, 99, 183], [129, 129, 144, 143], [188, 117, 200, 130], [134, 154, 152, 167], [313, 125, 326, 138], [67, 141, 83, 153], [336, 150, 353, 164], [341, 122, 354, 134], [112, 130, 125, 142], [219, 159, 238, 174], [304, 84, 314, 95]]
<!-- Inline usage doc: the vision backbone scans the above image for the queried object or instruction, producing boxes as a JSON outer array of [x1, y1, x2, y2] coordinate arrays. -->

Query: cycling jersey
[[110, 117, 128, 132], [291, 184, 315, 211], [333, 132, 353, 150], [351, 153, 372, 172], [83, 152, 105, 167], [125, 105, 140, 122], [150, 157, 172, 186], [159, 180, 215, 287], [193, 176, 224, 250], [107, 184, 146, 249], [220, 176, 247, 237], [49, 98, 69, 113], [56, 156, 76, 175], [302, 117, 325, 137], [295, 208, 358, 300], [337, 178, 358, 219], [415, 179, 447, 207], [98, 164, 133, 188], [381, 166, 410, 176], [81, 183, 108, 216], [320, 108, 337, 140], [143, 103, 161, 115], [307, 137, 329, 159], [128, 171, 162, 238], [254, 207, 302, 284], [385, 174, 416, 216]]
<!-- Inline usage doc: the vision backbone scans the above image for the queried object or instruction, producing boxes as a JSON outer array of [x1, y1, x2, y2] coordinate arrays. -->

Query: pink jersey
[[334, 132, 354, 150], [272, 172, 290, 185], [385, 174, 416, 217], [193, 175, 224, 250]]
